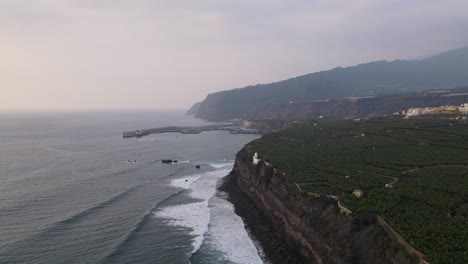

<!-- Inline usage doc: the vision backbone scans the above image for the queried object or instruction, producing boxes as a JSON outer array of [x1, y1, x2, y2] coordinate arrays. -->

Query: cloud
[[1, 0, 468, 110]]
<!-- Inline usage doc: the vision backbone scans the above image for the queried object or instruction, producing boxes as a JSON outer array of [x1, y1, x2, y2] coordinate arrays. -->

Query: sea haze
[[0, 111, 262, 264]]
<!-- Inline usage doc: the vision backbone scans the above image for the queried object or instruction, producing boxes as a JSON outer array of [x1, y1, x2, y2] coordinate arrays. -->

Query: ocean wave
[[99, 188, 186, 263], [35, 144, 102, 155], [156, 201, 210, 253], [58, 185, 142, 225], [209, 162, 234, 169], [154, 167, 232, 254], [156, 165, 264, 264], [99, 209, 155, 263], [1, 184, 144, 252], [207, 193, 264, 264], [169, 175, 201, 189]]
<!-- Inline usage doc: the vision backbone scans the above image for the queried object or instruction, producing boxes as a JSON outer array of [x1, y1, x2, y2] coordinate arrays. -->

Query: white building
[[406, 108, 421, 117], [253, 153, 261, 165], [353, 189, 363, 198], [242, 121, 253, 127], [460, 103, 468, 114]]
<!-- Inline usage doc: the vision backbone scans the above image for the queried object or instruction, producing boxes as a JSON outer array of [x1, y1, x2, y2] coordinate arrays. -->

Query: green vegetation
[[246, 118, 468, 264]]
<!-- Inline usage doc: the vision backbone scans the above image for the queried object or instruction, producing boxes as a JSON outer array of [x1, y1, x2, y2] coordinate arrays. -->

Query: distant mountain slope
[[239, 87, 468, 120], [189, 46, 468, 120], [186, 101, 201, 115]]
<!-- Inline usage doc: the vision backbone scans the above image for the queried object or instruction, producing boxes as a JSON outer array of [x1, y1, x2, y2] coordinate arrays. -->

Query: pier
[[123, 124, 258, 138]]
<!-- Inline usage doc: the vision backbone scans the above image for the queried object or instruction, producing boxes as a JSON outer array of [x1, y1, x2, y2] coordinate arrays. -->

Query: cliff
[[186, 101, 201, 116], [226, 148, 422, 264], [190, 46, 468, 121]]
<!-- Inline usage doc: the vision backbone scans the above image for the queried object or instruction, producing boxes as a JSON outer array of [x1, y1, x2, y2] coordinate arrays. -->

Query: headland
[[225, 117, 467, 264]]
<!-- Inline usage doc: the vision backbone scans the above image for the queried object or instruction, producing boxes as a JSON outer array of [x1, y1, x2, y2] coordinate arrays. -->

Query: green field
[[246, 118, 468, 263]]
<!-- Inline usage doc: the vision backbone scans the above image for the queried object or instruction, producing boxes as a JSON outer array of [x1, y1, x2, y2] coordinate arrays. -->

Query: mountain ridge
[[189, 45, 468, 121]]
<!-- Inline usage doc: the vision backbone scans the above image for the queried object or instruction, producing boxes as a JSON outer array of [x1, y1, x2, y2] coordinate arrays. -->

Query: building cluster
[[404, 103, 468, 117]]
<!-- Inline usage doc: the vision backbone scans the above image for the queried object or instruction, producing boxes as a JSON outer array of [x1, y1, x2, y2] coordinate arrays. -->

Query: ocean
[[0, 111, 262, 264]]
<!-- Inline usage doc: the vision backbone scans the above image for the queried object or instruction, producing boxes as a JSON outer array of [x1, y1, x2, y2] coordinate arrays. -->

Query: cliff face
[[186, 101, 202, 116], [231, 148, 419, 264], [191, 87, 468, 121]]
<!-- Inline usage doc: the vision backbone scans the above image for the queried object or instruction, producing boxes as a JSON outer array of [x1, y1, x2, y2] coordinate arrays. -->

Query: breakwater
[[123, 125, 257, 138]]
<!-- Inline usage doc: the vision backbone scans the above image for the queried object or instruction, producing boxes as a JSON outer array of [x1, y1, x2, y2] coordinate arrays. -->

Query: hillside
[[189, 46, 468, 121], [239, 86, 468, 120], [244, 118, 468, 263]]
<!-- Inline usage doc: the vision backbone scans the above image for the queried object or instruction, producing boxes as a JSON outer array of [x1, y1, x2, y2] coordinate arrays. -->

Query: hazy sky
[[1, 0, 468, 110]]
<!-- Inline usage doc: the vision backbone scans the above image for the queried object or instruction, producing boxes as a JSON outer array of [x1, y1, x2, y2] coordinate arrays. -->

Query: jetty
[[123, 124, 258, 138]]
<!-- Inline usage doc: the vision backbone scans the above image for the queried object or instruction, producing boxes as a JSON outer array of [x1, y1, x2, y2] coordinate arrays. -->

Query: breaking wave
[[154, 166, 231, 253], [154, 163, 263, 263]]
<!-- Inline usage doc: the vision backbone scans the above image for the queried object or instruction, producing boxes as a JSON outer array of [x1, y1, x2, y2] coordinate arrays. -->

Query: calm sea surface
[[0, 111, 262, 264]]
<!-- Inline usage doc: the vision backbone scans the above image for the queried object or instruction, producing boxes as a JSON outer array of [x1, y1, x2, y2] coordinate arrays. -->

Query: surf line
[[154, 164, 233, 254]]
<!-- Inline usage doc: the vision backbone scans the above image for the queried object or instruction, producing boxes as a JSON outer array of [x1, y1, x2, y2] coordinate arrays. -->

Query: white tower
[[253, 152, 260, 164]]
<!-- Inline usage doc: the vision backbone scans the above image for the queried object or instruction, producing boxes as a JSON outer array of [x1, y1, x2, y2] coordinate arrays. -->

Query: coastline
[[219, 170, 306, 264], [218, 147, 422, 264]]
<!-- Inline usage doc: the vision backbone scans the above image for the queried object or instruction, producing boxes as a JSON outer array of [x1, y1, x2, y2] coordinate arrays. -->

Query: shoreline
[[219, 170, 306, 264]]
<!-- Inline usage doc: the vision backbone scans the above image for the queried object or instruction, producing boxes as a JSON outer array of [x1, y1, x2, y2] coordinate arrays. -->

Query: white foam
[[169, 176, 200, 189], [136, 137, 157, 142], [189, 169, 231, 200], [156, 201, 210, 253], [155, 167, 232, 253], [209, 162, 234, 169], [156, 164, 263, 263], [206, 193, 264, 264]]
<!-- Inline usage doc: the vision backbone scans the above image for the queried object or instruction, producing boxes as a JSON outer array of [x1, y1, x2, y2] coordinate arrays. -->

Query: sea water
[[0, 110, 262, 264]]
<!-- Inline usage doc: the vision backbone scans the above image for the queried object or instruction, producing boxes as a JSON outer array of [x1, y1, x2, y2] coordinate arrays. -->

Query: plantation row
[[246, 118, 468, 264]]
